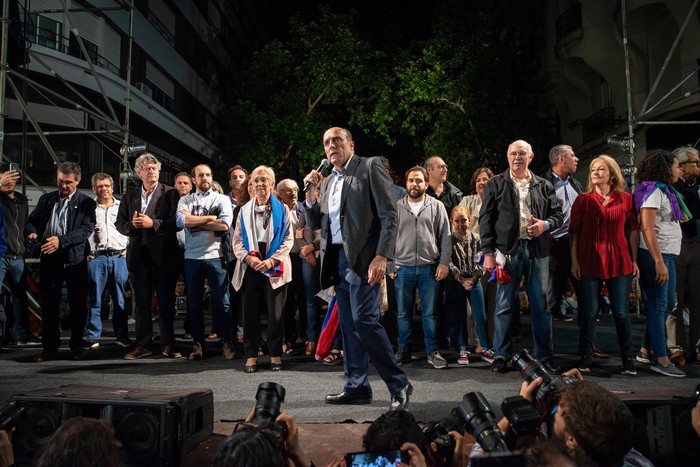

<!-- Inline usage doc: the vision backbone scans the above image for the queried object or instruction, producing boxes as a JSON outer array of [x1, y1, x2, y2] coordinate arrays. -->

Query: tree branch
[[307, 91, 326, 115], [437, 97, 465, 113]]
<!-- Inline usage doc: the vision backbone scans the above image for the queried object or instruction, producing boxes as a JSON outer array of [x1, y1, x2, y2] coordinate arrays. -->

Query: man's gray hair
[[91, 173, 113, 187], [134, 153, 161, 173], [57, 161, 81, 180], [423, 156, 441, 170], [672, 145, 699, 164], [276, 178, 299, 192], [548, 145, 572, 167]]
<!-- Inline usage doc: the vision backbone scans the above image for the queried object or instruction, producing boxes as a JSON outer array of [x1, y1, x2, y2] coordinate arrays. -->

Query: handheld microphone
[[303, 159, 331, 193]]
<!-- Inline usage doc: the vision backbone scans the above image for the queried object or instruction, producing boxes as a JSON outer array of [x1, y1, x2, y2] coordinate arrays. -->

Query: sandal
[[323, 351, 343, 366], [282, 341, 294, 355]]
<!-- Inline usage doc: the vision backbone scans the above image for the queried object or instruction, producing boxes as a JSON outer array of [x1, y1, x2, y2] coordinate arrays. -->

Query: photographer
[[473, 370, 653, 467], [214, 412, 313, 467], [214, 382, 314, 467]]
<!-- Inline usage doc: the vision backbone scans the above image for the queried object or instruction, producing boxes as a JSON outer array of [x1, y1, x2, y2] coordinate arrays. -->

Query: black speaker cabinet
[[8, 384, 214, 467], [617, 388, 700, 467]]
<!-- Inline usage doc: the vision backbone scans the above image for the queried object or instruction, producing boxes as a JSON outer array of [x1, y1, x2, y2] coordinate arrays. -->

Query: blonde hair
[[587, 155, 626, 193], [250, 165, 275, 185]]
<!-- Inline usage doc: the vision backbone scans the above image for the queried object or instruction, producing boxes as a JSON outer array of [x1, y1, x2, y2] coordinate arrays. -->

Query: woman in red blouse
[[570, 155, 640, 375]]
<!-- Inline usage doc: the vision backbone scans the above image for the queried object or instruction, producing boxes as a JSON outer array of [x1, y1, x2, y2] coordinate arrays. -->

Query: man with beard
[[392, 166, 452, 369], [176, 164, 234, 360]]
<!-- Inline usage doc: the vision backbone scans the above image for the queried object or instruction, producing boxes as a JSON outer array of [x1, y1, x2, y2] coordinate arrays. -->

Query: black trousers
[[132, 246, 178, 349], [240, 266, 287, 359], [40, 254, 88, 354]]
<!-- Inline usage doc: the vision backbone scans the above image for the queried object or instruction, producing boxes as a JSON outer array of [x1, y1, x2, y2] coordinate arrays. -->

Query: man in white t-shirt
[[176, 164, 234, 360]]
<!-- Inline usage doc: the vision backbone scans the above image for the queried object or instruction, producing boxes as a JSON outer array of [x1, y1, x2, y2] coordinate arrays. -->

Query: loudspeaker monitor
[[7, 385, 213, 466]]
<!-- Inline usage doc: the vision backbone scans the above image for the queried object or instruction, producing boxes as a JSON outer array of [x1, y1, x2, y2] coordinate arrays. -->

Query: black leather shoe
[[325, 390, 372, 405], [243, 364, 258, 373], [491, 357, 507, 373], [390, 383, 413, 411]]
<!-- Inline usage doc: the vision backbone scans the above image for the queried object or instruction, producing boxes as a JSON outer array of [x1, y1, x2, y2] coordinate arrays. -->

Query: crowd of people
[[0, 130, 698, 382]]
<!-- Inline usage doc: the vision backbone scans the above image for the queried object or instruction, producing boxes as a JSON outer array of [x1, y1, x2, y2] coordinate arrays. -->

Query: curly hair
[[362, 410, 428, 456], [635, 149, 676, 185]]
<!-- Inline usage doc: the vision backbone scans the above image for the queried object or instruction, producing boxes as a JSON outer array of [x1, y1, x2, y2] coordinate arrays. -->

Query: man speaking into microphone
[[304, 127, 412, 411]]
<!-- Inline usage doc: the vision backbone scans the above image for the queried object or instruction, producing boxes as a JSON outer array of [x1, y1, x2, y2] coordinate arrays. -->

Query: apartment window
[[27, 14, 62, 50], [68, 32, 99, 64], [145, 79, 174, 111]]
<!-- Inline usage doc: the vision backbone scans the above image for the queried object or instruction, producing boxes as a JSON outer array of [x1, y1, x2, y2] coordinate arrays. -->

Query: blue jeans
[[395, 264, 440, 354], [302, 258, 321, 342], [493, 243, 552, 361], [86, 254, 129, 340], [638, 248, 676, 360], [184, 258, 232, 346], [0, 257, 29, 342], [578, 274, 633, 358], [447, 278, 488, 350]]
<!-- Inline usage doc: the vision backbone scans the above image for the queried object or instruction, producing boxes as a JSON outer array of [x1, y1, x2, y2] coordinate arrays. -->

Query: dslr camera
[[0, 400, 26, 431], [453, 392, 540, 454], [511, 349, 577, 415], [253, 382, 288, 438], [422, 416, 464, 462]]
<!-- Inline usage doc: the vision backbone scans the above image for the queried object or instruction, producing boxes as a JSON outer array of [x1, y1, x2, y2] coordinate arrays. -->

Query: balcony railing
[[26, 26, 122, 77], [556, 3, 582, 43], [581, 106, 619, 142]]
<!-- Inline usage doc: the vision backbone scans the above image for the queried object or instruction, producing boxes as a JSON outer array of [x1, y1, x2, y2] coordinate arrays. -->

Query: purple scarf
[[632, 181, 690, 222]]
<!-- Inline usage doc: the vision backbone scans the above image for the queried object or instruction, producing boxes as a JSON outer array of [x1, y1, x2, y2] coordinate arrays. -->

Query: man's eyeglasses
[[682, 161, 700, 166], [509, 151, 531, 158]]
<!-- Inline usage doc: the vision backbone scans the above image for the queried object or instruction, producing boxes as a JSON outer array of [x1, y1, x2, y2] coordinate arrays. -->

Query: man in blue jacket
[[26, 162, 96, 362]]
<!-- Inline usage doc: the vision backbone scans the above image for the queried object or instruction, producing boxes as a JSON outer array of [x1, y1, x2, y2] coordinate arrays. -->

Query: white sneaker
[[457, 350, 470, 365], [428, 351, 448, 369]]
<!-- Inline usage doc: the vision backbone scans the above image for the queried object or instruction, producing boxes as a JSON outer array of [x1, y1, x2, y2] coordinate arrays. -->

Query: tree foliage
[[217, 0, 553, 190]]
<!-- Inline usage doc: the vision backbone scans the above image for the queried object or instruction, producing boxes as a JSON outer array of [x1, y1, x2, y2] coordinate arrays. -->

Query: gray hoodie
[[394, 195, 452, 267]]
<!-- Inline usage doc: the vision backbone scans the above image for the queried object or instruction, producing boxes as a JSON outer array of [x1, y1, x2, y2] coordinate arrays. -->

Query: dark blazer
[[479, 169, 563, 259], [115, 183, 180, 271], [306, 155, 397, 289], [26, 190, 96, 265]]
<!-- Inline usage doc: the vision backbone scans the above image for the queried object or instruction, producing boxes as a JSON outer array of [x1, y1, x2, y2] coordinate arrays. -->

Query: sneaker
[[188, 342, 204, 360], [84, 340, 99, 349], [621, 357, 637, 376], [116, 336, 134, 348], [395, 349, 412, 366], [428, 351, 448, 369], [125, 346, 152, 360], [552, 312, 573, 322], [650, 362, 686, 378], [457, 350, 470, 365], [17, 335, 41, 346], [481, 349, 496, 364], [578, 355, 592, 373], [223, 343, 235, 360], [636, 349, 652, 364], [491, 357, 507, 373]]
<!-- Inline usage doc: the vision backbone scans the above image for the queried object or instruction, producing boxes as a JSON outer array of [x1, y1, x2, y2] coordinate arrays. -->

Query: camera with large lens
[[454, 391, 540, 454], [422, 416, 464, 462], [0, 401, 26, 431], [453, 392, 509, 453], [253, 382, 288, 437], [511, 349, 576, 415]]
